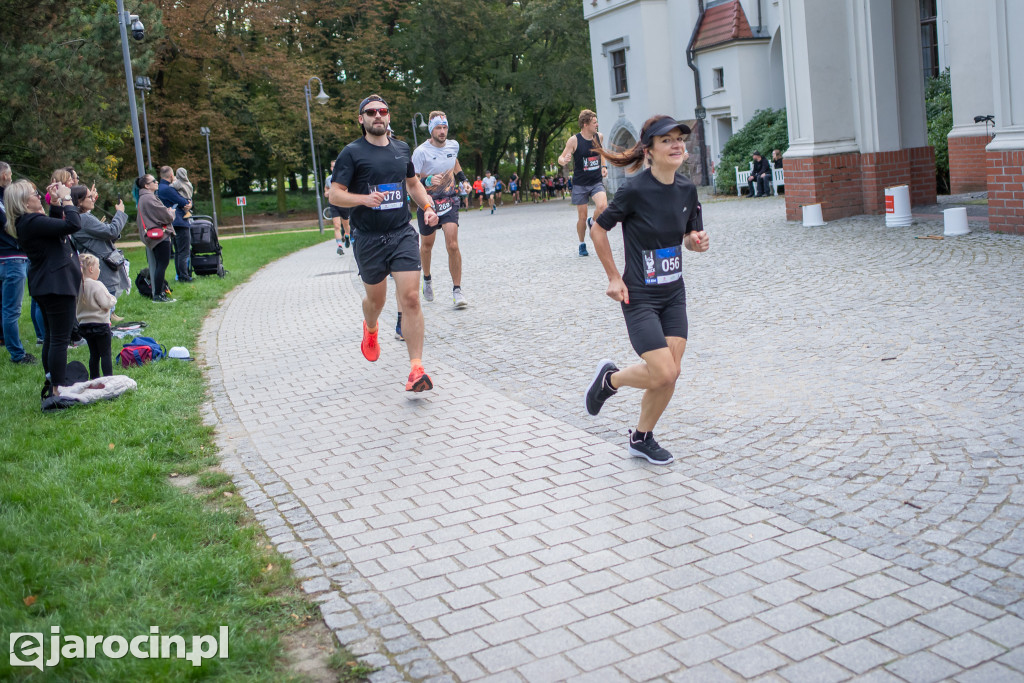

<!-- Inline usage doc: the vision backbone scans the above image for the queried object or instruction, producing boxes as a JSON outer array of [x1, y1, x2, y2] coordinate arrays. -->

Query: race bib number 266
[[371, 183, 404, 210]]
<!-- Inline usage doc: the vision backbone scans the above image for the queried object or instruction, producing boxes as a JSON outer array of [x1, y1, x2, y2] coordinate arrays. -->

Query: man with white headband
[[411, 110, 469, 309]]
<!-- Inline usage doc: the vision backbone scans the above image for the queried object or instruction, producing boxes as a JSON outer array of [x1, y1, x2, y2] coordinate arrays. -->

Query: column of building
[[780, 0, 934, 222], [985, 0, 1024, 234]]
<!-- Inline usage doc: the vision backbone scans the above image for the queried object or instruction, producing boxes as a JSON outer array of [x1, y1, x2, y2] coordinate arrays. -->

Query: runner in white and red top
[[411, 110, 469, 310]]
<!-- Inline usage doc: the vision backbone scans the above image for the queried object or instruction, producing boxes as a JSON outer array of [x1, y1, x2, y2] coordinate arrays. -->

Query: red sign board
[[885, 195, 894, 214], [236, 196, 247, 206]]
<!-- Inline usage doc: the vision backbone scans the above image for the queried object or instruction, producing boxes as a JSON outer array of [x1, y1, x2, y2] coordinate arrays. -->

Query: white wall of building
[[585, 0, 787, 190]]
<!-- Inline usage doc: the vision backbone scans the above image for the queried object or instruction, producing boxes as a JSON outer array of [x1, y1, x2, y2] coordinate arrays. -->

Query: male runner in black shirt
[[330, 94, 439, 392], [584, 115, 709, 464]]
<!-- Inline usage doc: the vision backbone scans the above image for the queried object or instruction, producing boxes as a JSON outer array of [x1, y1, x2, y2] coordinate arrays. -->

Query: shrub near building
[[715, 108, 788, 195]]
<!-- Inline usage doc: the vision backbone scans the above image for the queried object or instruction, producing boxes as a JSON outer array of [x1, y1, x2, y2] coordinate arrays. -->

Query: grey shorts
[[571, 182, 606, 205]]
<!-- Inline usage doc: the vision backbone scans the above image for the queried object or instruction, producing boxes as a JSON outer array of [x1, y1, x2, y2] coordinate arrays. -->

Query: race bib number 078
[[643, 245, 683, 285], [370, 183, 404, 210]]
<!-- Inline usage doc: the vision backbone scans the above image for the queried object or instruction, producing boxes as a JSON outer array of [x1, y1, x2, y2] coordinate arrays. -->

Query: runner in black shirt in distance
[[558, 109, 608, 257], [330, 94, 439, 392], [584, 115, 709, 464]]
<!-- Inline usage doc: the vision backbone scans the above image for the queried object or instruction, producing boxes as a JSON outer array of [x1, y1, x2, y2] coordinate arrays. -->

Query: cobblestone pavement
[[200, 195, 1024, 682]]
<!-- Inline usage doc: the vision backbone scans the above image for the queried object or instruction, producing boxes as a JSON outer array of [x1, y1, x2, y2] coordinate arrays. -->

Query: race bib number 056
[[583, 156, 600, 172], [371, 183, 404, 210], [643, 245, 682, 285]]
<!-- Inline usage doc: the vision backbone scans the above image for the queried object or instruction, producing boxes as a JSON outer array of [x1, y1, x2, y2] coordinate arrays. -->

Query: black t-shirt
[[332, 137, 416, 234], [572, 133, 602, 186], [595, 169, 702, 300]]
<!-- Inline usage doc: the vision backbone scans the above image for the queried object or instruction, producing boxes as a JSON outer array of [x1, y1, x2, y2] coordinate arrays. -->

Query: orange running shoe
[[361, 321, 380, 362], [405, 364, 433, 392]]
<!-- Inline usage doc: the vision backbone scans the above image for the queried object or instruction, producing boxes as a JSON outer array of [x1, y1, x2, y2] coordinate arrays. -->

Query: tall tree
[[0, 0, 162, 192]]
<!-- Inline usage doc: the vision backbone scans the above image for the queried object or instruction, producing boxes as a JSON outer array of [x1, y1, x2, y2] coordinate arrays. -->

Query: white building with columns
[[583, 0, 1024, 234]]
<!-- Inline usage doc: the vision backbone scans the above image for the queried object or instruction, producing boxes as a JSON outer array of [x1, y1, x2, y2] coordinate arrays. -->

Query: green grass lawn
[[0, 232, 367, 681]]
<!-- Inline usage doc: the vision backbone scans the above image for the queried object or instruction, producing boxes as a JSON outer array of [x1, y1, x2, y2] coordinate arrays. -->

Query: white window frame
[[713, 67, 725, 90], [601, 37, 630, 100]]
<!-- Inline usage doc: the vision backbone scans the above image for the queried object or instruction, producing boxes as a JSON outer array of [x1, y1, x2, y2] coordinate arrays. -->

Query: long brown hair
[[598, 115, 669, 173]]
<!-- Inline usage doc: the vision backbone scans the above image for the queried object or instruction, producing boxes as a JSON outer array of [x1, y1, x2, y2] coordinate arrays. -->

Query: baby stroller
[[189, 214, 226, 277]]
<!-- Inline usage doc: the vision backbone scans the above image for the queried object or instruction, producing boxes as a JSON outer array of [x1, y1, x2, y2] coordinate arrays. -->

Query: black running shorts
[[352, 225, 421, 285], [329, 205, 350, 220], [620, 285, 688, 356], [416, 204, 459, 236]]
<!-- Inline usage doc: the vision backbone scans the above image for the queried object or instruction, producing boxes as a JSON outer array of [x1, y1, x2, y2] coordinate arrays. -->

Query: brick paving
[[200, 195, 1024, 681]]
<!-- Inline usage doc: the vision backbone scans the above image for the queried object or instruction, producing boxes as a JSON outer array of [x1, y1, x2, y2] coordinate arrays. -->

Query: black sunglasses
[[361, 107, 389, 118]]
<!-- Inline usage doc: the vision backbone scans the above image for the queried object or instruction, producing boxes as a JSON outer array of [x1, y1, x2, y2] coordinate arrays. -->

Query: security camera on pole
[[115, 0, 146, 178]]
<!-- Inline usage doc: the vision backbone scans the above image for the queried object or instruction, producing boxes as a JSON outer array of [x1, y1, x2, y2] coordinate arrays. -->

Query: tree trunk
[[288, 172, 298, 192], [276, 163, 287, 216]]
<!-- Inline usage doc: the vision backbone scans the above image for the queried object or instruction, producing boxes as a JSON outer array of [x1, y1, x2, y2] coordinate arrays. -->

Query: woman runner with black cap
[[584, 115, 710, 464]]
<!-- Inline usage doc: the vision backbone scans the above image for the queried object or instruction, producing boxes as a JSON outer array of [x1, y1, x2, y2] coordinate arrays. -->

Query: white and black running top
[[411, 139, 461, 202], [332, 137, 416, 234], [595, 169, 702, 300]]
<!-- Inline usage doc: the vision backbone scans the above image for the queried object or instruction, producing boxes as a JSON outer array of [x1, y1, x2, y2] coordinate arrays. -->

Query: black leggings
[[149, 240, 172, 299], [79, 323, 112, 379], [34, 293, 77, 388]]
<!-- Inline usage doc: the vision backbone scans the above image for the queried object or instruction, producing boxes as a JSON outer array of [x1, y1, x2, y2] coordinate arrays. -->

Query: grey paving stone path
[[200, 196, 1024, 682]]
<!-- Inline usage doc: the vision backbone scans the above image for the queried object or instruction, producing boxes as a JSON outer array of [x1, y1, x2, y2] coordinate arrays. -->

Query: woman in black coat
[[4, 179, 82, 394]]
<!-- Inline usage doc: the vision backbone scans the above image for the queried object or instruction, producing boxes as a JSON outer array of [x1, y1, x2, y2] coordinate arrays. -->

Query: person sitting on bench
[[746, 151, 772, 197]]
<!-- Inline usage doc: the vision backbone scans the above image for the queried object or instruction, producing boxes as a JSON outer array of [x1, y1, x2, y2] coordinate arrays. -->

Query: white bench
[[734, 162, 785, 196], [772, 167, 784, 194]]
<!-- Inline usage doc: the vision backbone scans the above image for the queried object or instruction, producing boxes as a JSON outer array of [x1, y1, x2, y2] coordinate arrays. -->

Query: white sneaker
[[422, 278, 434, 302], [453, 288, 468, 309]]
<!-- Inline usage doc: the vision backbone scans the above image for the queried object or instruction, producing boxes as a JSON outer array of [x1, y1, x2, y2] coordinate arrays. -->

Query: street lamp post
[[304, 76, 330, 234], [199, 127, 218, 231], [412, 112, 428, 148], [115, 0, 146, 178], [135, 76, 153, 170]]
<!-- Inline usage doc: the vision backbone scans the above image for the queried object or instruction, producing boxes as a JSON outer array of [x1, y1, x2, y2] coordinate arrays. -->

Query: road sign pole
[[237, 196, 247, 237]]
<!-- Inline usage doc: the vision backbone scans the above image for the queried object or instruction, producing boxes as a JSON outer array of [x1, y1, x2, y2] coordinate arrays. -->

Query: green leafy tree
[[395, 0, 593, 178], [0, 0, 162, 199], [925, 68, 952, 194]]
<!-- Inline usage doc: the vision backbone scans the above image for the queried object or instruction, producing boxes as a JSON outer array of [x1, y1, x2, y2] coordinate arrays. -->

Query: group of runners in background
[[327, 98, 709, 465]]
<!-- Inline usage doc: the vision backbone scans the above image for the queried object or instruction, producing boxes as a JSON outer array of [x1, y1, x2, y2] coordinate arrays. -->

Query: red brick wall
[[949, 134, 990, 194], [784, 147, 935, 222], [784, 154, 862, 222], [988, 149, 1024, 235], [908, 146, 938, 207]]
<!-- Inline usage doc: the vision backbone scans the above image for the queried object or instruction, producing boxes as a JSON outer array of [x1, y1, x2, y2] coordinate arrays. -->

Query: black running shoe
[[585, 359, 618, 416], [628, 431, 674, 465]]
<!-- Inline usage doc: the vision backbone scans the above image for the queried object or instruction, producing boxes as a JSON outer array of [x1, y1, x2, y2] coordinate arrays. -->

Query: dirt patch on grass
[[282, 617, 339, 683], [167, 472, 200, 495]]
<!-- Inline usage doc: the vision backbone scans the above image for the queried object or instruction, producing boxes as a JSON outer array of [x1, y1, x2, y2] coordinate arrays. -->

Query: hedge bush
[[926, 68, 952, 194], [715, 108, 788, 195]]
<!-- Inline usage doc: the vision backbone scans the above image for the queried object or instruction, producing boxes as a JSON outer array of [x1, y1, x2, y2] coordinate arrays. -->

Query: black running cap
[[358, 95, 388, 114], [642, 117, 691, 145]]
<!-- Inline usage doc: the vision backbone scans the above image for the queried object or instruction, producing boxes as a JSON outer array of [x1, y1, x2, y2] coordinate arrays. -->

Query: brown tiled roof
[[693, 0, 756, 51]]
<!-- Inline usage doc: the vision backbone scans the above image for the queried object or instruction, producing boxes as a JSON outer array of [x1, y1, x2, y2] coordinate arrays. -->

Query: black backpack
[[135, 268, 171, 298]]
